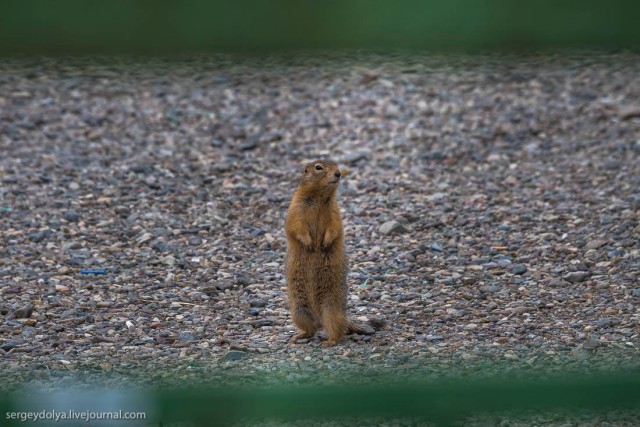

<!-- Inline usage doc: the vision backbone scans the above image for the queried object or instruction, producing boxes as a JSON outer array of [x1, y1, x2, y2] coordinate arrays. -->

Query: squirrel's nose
[[334, 171, 342, 178]]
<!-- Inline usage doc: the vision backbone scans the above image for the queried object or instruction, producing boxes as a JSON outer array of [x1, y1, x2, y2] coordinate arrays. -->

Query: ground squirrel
[[284, 160, 375, 346]]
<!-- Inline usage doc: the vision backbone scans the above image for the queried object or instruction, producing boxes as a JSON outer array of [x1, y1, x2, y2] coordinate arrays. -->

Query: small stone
[[114, 206, 129, 215], [379, 220, 409, 235], [563, 271, 590, 283], [631, 289, 640, 298], [608, 248, 626, 258], [201, 286, 220, 296], [0, 339, 25, 351], [63, 210, 80, 222], [55, 284, 70, 294], [136, 232, 153, 245], [586, 239, 607, 250], [511, 264, 528, 275], [248, 307, 262, 316], [65, 241, 82, 250], [215, 282, 234, 291], [548, 278, 563, 287], [162, 255, 176, 267], [430, 243, 444, 252], [356, 324, 375, 335], [425, 334, 444, 342], [342, 151, 369, 165], [28, 232, 45, 242], [596, 319, 615, 328], [11, 305, 34, 319], [179, 331, 197, 342], [155, 335, 176, 345], [251, 319, 275, 327], [480, 285, 500, 293], [461, 276, 476, 286], [96, 301, 113, 308], [619, 104, 640, 120], [188, 236, 202, 246], [223, 350, 248, 361], [583, 337, 601, 350], [249, 298, 267, 308], [238, 140, 258, 151], [497, 259, 511, 268]]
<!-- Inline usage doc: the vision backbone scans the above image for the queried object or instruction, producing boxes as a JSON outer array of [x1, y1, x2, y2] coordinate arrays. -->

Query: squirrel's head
[[299, 160, 342, 192]]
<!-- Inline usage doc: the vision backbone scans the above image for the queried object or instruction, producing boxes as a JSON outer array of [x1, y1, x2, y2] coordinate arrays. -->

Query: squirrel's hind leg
[[321, 305, 346, 346], [291, 304, 318, 342]]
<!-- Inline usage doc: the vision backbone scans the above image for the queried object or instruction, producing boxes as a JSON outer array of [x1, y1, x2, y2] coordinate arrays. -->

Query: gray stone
[[223, 350, 248, 361], [462, 276, 477, 286], [511, 264, 528, 275], [11, 304, 34, 319], [583, 337, 601, 350], [563, 271, 590, 283], [179, 331, 197, 342], [215, 281, 235, 291], [248, 307, 262, 316], [480, 285, 501, 293], [430, 243, 444, 252], [342, 151, 369, 165], [249, 298, 267, 308], [548, 278, 564, 287], [0, 339, 24, 351], [355, 323, 375, 335], [63, 210, 80, 222], [379, 220, 409, 235], [497, 259, 511, 268], [239, 140, 258, 151], [586, 239, 607, 250]]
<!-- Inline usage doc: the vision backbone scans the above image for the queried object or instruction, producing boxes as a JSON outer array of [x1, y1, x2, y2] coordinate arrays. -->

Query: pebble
[[462, 277, 477, 286], [510, 264, 528, 275], [249, 298, 268, 308], [223, 350, 249, 361], [238, 140, 258, 151], [563, 271, 590, 283], [63, 210, 80, 222], [379, 220, 409, 235], [342, 151, 369, 165], [55, 284, 70, 294], [430, 243, 444, 252], [586, 239, 607, 250], [10, 305, 34, 319], [0, 339, 24, 351], [179, 331, 197, 342], [583, 337, 601, 350]]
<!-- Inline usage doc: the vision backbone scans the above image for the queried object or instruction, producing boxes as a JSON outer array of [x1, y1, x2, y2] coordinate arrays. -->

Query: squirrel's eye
[[315, 164, 323, 171]]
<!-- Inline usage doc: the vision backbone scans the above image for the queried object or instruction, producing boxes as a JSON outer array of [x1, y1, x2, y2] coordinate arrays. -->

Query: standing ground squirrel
[[284, 160, 375, 346]]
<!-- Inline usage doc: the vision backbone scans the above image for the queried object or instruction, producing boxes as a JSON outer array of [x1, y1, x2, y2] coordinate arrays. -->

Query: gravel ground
[[1, 51, 640, 425]]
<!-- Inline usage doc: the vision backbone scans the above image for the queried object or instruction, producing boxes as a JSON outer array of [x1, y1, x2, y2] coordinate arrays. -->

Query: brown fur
[[284, 160, 373, 346]]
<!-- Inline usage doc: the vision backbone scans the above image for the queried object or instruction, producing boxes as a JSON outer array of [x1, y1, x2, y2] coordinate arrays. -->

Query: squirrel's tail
[[346, 317, 386, 335]]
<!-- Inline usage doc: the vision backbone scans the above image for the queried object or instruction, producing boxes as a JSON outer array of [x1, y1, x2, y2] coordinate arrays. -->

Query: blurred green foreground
[[1, 0, 639, 55], [1, 370, 640, 426]]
